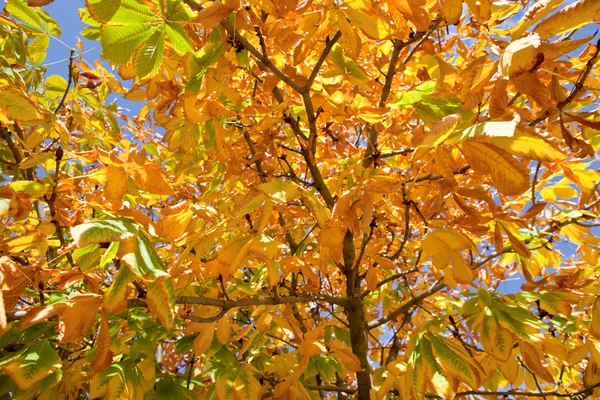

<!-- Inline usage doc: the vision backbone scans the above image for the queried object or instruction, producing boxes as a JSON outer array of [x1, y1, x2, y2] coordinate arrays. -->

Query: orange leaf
[[92, 310, 113, 375]]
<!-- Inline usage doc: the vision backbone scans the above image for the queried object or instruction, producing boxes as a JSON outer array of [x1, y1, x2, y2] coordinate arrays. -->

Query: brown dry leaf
[[27, 0, 55, 5]]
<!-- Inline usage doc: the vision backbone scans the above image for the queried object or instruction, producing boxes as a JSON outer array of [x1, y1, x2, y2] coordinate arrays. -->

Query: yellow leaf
[[344, 8, 393, 40], [336, 10, 361, 60], [387, 0, 430, 31], [533, 0, 600, 39], [489, 79, 508, 118], [22, 294, 103, 343], [440, 0, 462, 25], [450, 252, 474, 284], [195, 2, 234, 30], [132, 164, 175, 196], [500, 34, 542, 79], [567, 344, 589, 365], [511, 72, 551, 110], [511, 0, 562, 39], [500, 223, 531, 258], [331, 348, 363, 372], [591, 296, 600, 339], [460, 141, 530, 196], [0, 87, 44, 122], [417, 114, 460, 147], [498, 353, 518, 383], [193, 322, 216, 354], [216, 316, 231, 344], [539, 35, 594, 60], [518, 340, 554, 382], [92, 310, 113, 375], [146, 280, 175, 329], [484, 132, 565, 162], [158, 207, 193, 242], [104, 165, 128, 206]]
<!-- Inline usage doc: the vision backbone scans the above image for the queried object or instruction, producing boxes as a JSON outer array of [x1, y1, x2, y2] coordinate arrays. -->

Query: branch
[[389, 197, 411, 260], [54, 49, 75, 115], [243, 131, 299, 252], [449, 382, 600, 398], [304, 30, 342, 92], [307, 386, 356, 394], [379, 148, 415, 159], [218, 19, 303, 93], [367, 282, 444, 330], [402, 20, 441, 65], [557, 38, 600, 110], [406, 165, 471, 184]]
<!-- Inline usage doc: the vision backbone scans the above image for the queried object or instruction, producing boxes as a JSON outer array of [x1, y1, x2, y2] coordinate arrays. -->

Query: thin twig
[[54, 49, 75, 115]]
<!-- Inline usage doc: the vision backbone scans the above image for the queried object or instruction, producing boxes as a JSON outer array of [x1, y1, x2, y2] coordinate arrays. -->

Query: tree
[[0, 0, 600, 398]]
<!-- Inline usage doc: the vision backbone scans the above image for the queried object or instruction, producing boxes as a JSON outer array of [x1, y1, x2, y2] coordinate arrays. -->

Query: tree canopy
[[1, 0, 600, 398]]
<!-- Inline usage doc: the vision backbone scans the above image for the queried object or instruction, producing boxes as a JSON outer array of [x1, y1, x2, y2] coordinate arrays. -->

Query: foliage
[[1, 0, 600, 398]]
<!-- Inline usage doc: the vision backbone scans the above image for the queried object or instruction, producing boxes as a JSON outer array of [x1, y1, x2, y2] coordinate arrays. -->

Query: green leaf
[[155, 377, 197, 400], [104, 263, 135, 312], [73, 244, 102, 273], [70, 218, 139, 248], [99, 241, 120, 270], [9, 181, 47, 198], [86, 0, 155, 24], [166, 23, 193, 54], [146, 279, 175, 329], [7, 0, 46, 33], [390, 81, 438, 107], [101, 24, 154, 65], [136, 27, 165, 79], [164, 0, 196, 21], [0, 340, 61, 391], [119, 234, 169, 281], [427, 333, 479, 388]]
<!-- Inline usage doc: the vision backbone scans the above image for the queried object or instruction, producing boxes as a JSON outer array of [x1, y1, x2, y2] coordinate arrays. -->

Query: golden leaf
[[518, 340, 554, 382], [92, 310, 113, 375], [387, 0, 430, 31], [484, 132, 565, 162], [195, 2, 235, 30], [440, 0, 462, 25], [500, 34, 542, 79], [511, 0, 562, 39], [460, 141, 530, 196], [343, 8, 393, 40], [216, 316, 231, 344], [193, 322, 216, 355], [337, 10, 361, 60], [104, 165, 128, 206], [533, 0, 600, 39]]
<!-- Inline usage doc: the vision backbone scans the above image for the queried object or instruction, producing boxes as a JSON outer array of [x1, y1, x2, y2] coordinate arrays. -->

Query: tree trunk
[[342, 230, 371, 399]]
